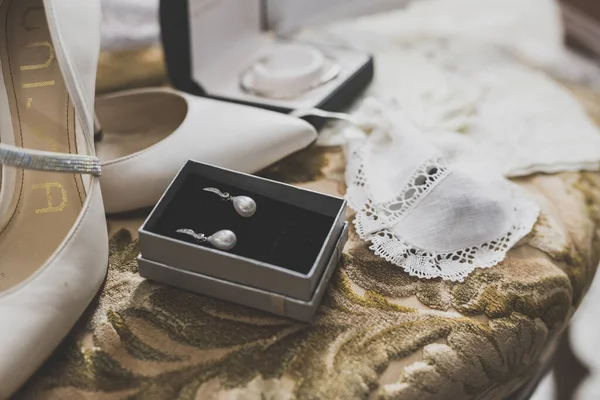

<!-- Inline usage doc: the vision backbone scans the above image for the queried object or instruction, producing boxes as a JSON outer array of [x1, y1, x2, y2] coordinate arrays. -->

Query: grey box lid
[[138, 223, 348, 322]]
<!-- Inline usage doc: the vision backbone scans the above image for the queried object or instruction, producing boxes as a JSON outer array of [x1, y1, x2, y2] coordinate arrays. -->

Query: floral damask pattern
[[16, 140, 600, 400], [15, 51, 600, 399]]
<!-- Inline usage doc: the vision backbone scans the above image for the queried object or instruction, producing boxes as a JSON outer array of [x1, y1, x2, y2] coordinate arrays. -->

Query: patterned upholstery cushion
[[15, 48, 600, 400]]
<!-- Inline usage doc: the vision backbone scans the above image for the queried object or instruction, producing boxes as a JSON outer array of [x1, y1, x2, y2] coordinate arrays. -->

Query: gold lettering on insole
[[20, 41, 54, 71], [32, 182, 68, 214], [21, 80, 55, 89], [26, 97, 33, 110]]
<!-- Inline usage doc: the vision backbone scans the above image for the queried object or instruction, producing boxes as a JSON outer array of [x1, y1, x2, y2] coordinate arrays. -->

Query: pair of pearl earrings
[[176, 187, 258, 251]]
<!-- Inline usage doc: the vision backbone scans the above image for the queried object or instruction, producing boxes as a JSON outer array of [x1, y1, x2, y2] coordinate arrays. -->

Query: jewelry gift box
[[138, 160, 349, 321], [159, 0, 379, 127]]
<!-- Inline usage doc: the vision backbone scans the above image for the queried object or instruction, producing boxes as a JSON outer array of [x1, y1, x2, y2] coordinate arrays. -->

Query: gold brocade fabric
[[15, 49, 600, 400]]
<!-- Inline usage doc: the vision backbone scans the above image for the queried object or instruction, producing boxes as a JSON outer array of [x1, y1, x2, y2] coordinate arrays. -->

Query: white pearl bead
[[209, 230, 237, 251], [233, 196, 257, 218]]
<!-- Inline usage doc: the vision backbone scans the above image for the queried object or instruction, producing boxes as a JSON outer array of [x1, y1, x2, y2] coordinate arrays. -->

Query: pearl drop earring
[[176, 229, 237, 251], [203, 187, 257, 218]]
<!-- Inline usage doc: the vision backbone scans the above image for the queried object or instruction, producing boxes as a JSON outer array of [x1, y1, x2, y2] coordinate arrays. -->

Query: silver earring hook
[[203, 187, 232, 201], [203, 187, 257, 218], [176, 228, 237, 251]]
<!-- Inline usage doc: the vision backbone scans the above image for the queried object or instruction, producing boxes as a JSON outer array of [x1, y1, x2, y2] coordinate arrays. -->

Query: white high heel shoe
[[0, 0, 107, 396], [95, 87, 318, 214]]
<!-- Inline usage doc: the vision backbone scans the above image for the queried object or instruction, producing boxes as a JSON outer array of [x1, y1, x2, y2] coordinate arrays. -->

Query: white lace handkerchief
[[344, 102, 540, 281]]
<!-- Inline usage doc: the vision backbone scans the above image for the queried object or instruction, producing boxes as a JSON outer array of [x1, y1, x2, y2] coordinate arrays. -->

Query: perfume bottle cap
[[252, 43, 325, 91], [241, 43, 340, 99]]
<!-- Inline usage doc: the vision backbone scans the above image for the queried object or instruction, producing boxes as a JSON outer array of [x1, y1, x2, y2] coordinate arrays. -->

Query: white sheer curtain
[[99, 0, 413, 51], [101, 0, 160, 50]]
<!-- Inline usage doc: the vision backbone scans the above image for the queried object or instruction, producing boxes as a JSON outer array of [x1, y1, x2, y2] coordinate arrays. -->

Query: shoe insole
[[95, 91, 187, 162], [0, 0, 85, 291]]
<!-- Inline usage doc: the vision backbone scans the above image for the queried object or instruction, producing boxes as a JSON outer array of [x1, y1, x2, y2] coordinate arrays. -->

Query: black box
[[160, 0, 374, 129]]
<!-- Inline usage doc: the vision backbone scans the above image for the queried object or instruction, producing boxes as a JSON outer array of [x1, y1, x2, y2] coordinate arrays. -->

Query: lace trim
[[355, 156, 451, 236], [340, 96, 540, 281], [348, 146, 367, 191], [345, 143, 369, 211], [356, 186, 539, 282], [346, 136, 539, 282]]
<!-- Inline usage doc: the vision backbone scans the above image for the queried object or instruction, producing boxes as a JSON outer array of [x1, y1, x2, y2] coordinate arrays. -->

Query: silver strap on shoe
[[0, 143, 101, 176]]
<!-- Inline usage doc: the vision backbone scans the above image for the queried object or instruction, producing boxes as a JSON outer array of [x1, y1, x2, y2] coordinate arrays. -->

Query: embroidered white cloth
[[305, 0, 600, 177], [342, 100, 539, 281], [392, 41, 600, 177]]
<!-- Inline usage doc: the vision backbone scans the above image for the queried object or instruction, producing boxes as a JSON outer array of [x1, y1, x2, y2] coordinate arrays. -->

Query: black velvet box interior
[[146, 175, 334, 274], [141, 161, 347, 299]]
